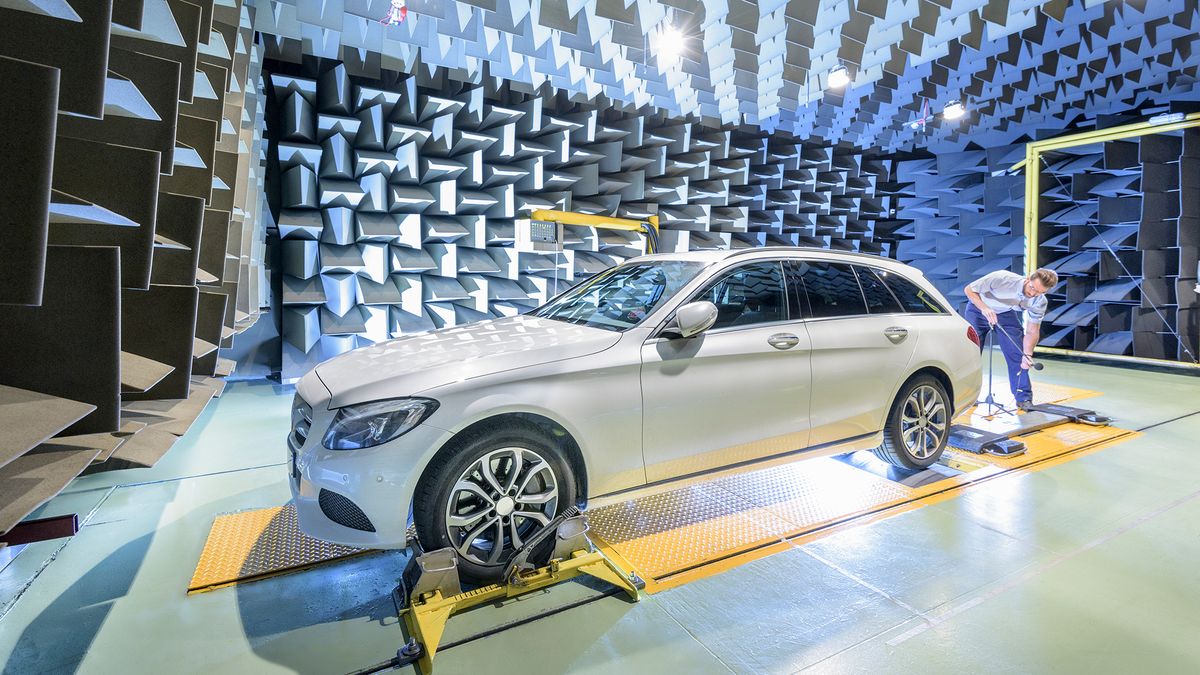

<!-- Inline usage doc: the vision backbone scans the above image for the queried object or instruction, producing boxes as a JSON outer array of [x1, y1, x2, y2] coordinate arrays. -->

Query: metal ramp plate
[[188, 504, 374, 593], [588, 382, 1129, 594], [588, 459, 911, 585]]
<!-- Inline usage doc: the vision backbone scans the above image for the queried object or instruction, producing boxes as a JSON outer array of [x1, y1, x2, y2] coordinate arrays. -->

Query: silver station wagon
[[288, 247, 983, 580]]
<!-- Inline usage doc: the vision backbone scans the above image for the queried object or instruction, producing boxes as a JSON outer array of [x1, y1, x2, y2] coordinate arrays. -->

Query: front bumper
[[287, 389, 451, 549]]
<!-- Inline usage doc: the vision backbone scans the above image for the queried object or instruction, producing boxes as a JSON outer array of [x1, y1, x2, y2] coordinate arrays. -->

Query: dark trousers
[[964, 303, 1032, 404]]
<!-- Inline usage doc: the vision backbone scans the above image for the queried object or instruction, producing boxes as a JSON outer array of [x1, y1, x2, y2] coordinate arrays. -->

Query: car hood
[[313, 315, 621, 409]]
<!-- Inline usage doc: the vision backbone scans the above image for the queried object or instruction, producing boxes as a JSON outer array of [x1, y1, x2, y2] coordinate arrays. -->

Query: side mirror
[[662, 301, 719, 339]]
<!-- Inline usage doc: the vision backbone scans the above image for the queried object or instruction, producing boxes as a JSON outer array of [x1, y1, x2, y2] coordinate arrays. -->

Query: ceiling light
[[942, 99, 966, 120], [657, 25, 683, 60], [1149, 112, 1185, 125], [827, 64, 851, 89]]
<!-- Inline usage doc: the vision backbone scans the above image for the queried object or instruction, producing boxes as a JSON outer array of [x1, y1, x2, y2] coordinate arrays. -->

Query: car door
[[640, 260, 811, 482], [790, 260, 919, 446]]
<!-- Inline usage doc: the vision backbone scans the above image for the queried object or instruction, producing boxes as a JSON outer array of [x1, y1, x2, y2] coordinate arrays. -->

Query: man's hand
[[1020, 353, 1034, 370], [964, 285, 997, 325]]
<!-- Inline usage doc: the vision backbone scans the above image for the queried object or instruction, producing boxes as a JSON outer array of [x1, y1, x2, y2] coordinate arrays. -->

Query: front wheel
[[873, 375, 951, 470], [413, 421, 576, 583]]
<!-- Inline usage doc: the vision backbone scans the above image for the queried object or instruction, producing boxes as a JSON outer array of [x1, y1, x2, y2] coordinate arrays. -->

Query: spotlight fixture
[[942, 99, 966, 120], [827, 64, 851, 89]]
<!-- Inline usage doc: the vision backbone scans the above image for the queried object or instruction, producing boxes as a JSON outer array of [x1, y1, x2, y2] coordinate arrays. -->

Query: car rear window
[[854, 266, 904, 314], [875, 269, 948, 314], [791, 261, 868, 318]]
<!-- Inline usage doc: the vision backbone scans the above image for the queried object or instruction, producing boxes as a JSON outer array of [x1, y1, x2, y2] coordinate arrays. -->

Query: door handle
[[768, 333, 801, 350], [883, 326, 909, 343]]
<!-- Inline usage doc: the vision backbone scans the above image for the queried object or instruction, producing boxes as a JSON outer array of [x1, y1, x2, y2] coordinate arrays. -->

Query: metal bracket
[[397, 547, 462, 610], [550, 514, 591, 562], [394, 513, 641, 674]]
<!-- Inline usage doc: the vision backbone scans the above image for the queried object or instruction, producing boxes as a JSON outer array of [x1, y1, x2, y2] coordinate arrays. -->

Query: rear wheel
[[873, 375, 950, 470], [413, 421, 576, 583]]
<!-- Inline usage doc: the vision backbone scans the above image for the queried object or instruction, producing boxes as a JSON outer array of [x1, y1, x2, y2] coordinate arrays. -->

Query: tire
[[873, 375, 951, 470], [413, 420, 577, 583]]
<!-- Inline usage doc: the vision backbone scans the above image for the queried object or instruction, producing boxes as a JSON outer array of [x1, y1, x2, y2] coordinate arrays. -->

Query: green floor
[[2, 358, 1199, 674]]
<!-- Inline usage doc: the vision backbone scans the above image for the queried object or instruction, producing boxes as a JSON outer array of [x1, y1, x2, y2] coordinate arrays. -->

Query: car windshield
[[532, 261, 707, 332]]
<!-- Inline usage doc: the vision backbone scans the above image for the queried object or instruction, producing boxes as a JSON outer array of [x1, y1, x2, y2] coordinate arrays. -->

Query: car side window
[[694, 262, 786, 330], [876, 269, 948, 314], [791, 261, 868, 318], [854, 266, 904, 314]]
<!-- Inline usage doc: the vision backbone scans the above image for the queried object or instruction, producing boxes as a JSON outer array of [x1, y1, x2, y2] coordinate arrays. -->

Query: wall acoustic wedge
[[48, 136, 160, 291], [194, 290, 229, 377], [0, 245, 122, 436], [112, 0, 144, 30], [149, 192, 205, 286], [159, 113, 218, 201], [198, 208, 231, 283], [264, 60, 910, 379], [0, 384, 95, 470], [56, 46, 183, 173], [0, 0, 112, 118], [0, 442, 104, 535], [121, 284, 200, 401], [0, 55, 58, 306], [111, 0, 201, 108]]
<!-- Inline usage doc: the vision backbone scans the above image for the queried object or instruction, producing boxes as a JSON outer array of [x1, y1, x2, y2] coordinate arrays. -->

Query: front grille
[[318, 489, 377, 532], [290, 393, 312, 449]]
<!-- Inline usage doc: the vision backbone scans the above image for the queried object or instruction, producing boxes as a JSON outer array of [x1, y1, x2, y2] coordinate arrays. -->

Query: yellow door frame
[[1008, 112, 1200, 369]]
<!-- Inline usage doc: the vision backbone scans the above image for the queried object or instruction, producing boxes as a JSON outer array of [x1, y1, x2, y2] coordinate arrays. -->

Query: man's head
[[1024, 268, 1058, 297]]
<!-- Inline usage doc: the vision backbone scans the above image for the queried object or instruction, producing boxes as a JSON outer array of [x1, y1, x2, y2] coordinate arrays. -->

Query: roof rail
[[725, 246, 894, 262]]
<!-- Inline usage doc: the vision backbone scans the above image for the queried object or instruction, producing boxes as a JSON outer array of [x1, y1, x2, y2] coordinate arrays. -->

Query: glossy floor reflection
[[0, 359, 1198, 674]]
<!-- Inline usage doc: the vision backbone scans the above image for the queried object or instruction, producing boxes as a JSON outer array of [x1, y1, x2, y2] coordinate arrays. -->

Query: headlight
[[321, 398, 439, 450]]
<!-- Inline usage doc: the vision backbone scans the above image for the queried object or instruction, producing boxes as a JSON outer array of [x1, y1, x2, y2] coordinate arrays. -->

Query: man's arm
[[1021, 322, 1040, 369], [964, 284, 997, 325]]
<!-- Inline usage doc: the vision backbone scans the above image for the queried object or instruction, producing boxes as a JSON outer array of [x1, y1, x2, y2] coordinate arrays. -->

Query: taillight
[[967, 325, 981, 348]]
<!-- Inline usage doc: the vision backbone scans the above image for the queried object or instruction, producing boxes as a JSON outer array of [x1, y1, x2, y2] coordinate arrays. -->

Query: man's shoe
[[1017, 400, 1033, 411]]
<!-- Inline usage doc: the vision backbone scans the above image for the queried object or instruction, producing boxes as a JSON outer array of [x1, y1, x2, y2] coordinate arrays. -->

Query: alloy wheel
[[444, 446, 559, 566], [900, 384, 948, 460]]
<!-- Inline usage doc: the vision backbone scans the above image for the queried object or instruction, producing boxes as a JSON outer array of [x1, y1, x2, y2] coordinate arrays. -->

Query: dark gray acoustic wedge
[[0, 55, 58, 306], [48, 136, 161, 291], [194, 291, 230, 377], [0, 385, 95, 470], [0, 246, 122, 436], [0, 0, 267, 533], [122, 284, 200, 401], [150, 193, 206, 286], [0, 442, 104, 535], [0, 0, 112, 118]]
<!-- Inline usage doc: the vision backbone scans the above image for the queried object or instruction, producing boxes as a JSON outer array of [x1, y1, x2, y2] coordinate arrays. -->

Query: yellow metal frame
[[401, 548, 640, 673], [530, 209, 659, 233], [530, 209, 660, 253], [1008, 111, 1200, 369]]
